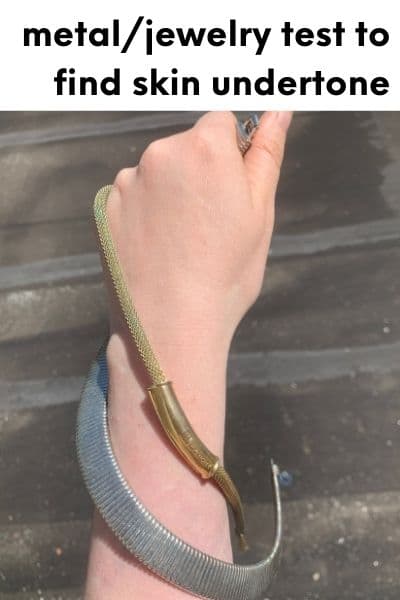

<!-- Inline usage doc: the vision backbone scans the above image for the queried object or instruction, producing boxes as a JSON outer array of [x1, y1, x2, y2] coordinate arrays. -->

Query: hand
[[105, 111, 292, 353]]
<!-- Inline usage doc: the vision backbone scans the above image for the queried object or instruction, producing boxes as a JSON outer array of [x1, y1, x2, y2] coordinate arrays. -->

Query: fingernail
[[276, 111, 293, 132]]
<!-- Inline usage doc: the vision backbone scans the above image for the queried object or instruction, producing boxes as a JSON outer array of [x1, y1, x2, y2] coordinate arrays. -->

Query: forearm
[[85, 306, 234, 599]]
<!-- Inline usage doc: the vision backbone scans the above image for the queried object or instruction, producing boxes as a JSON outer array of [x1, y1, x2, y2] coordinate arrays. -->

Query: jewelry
[[76, 117, 283, 598], [236, 114, 259, 155], [77, 347, 282, 600]]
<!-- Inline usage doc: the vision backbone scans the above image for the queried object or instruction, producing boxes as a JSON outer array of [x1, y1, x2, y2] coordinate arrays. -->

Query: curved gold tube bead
[[147, 381, 248, 550]]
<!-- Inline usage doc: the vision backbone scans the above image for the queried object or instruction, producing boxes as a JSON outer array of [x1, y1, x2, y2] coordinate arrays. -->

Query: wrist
[[85, 307, 234, 600], [106, 311, 230, 458], [107, 293, 234, 398], [103, 308, 234, 544]]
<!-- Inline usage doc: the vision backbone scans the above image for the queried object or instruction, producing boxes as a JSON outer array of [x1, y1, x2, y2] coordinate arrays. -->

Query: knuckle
[[139, 139, 168, 172], [113, 167, 134, 194], [199, 110, 236, 130], [190, 128, 217, 160], [216, 110, 236, 128]]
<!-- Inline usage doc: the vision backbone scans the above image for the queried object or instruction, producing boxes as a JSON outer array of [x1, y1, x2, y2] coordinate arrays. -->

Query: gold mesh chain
[[94, 185, 166, 385]]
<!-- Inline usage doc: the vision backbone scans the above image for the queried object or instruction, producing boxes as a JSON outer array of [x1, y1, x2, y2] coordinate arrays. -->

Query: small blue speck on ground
[[278, 470, 294, 487]]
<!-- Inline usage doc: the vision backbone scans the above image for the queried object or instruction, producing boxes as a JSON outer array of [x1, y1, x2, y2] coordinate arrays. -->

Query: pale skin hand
[[85, 111, 292, 599]]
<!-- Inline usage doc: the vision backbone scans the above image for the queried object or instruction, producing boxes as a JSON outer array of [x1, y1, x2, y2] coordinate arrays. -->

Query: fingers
[[244, 111, 292, 203], [193, 110, 237, 137], [192, 111, 292, 203], [137, 110, 291, 212], [191, 111, 241, 159]]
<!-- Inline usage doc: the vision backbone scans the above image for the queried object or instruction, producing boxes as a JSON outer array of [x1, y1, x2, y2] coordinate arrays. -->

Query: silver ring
[[236, 113, 259, 155]]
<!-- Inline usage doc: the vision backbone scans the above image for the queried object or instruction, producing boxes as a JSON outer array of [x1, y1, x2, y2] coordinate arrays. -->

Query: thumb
[[244, 111, 292, 204]]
